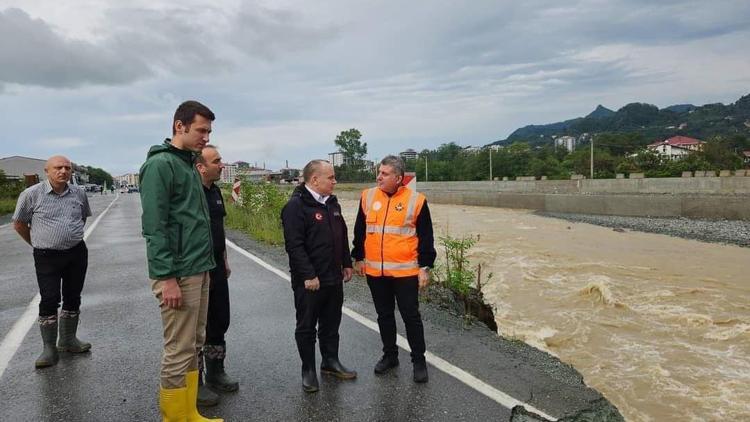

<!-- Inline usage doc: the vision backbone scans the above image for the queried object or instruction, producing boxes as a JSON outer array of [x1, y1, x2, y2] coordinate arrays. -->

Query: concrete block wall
[[336, 176, 750, 220], [418, 191, 750, 220]]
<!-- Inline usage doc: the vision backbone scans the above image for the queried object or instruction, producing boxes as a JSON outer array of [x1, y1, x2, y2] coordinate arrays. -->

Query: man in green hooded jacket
[[139, 100, 222, 422]]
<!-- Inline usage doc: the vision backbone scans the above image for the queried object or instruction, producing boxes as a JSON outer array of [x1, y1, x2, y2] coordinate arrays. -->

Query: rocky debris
[[539, 212, 750, 247], [511, 398, 624, 422]]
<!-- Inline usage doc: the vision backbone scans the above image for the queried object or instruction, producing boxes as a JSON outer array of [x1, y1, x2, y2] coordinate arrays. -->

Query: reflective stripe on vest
[[364, 259, 419, 271], [365, 224, 416, 236], [364, 187, 377, 213], [404, 189, 419, 224]]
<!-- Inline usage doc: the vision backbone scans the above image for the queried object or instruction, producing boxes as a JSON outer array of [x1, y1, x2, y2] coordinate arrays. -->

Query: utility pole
[[425, 156, 428, 182], [590, 138, 594, 180], [489, 148, 493, 181]]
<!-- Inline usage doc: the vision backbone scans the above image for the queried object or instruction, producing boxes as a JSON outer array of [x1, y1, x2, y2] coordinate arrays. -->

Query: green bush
[[0, 180, 24, 199], [0, 171, 23, 215], [435, 234, 478, 295], [0, 198, 17, 215]]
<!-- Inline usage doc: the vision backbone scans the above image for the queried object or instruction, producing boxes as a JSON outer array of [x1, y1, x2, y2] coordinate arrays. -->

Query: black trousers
[[367, 275, 426, 363], [293, 283, 344, 368], [205, 269, 230, 346], [33, 241, 88, 317]]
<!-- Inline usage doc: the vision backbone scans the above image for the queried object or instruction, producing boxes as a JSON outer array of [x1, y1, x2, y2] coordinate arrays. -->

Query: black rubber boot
[[301, 365, 319, 393], [321, 357, 357, 380], [197, 368, 220, 407], [296, 336, 319, 393], [300, 349, 318, 393], [35, 317, 59, 369], [57, 311, 91, 353], [413, 360, 429, 383], [204, 344, 239, 392], [374, 354, 399, 374]]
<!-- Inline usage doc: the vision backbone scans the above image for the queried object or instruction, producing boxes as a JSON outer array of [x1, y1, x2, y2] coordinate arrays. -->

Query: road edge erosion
[[225, 229, 625, 421]]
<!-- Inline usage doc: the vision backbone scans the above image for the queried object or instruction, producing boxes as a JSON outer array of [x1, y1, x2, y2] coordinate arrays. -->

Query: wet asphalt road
[[0, 193, 611, 421]]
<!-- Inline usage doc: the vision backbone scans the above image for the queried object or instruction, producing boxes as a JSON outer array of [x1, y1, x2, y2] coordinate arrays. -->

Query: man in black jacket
[[281, 159, 356, 393]]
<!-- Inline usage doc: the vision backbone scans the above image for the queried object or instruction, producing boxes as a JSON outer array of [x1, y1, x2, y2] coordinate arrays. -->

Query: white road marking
[[0, 195, 119, 379], [226, 239, 557, 420]]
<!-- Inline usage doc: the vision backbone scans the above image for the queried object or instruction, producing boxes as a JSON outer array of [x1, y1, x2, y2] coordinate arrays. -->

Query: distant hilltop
[[491, 93, 750, 147]]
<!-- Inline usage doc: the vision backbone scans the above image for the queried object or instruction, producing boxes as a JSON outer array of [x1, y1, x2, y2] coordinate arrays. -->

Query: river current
[[341, 199, 750, 421]]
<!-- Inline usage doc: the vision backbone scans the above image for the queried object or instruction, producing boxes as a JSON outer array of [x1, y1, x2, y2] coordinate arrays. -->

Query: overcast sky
[[1, 0, 749, 175]]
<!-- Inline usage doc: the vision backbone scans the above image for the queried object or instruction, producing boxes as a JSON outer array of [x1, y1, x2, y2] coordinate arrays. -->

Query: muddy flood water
[[340, 199, 750, 421]]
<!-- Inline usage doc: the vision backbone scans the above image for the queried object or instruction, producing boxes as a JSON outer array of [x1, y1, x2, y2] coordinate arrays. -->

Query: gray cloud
[[1, 0, 749, 174], [0, 4, 340, 90], [0, 8, 151, 88], [227, 7, 339, 60]]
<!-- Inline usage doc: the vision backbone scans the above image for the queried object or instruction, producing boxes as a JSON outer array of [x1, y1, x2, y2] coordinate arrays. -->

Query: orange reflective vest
[[361, 186, 426, 277]]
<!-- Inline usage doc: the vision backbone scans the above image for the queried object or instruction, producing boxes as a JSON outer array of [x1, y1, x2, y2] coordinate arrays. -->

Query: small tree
[[333, 128, 372, 182], [699, 136, 743, 170], [334, 128, 367, 167]]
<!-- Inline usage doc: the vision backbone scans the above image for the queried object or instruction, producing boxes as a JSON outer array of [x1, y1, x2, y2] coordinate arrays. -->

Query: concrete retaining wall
[[413, 177, 750, 195], [336, 178, 750, 220]]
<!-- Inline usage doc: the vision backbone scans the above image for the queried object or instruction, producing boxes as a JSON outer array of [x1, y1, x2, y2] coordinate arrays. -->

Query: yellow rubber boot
[[186, 370, 223, 422], [160, 386, 188, 422]]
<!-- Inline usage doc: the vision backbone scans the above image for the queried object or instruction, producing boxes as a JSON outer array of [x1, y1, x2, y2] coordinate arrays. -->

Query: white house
[[647, 136, 705, 160]]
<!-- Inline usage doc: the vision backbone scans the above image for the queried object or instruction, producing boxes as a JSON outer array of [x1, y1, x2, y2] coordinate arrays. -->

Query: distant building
[[328, 151, 346, 167], [115, 173, 140, 187], [463, 146, 480, 154], [554, 136, 577, 152], [742, 150, 750, 167], [647, 136, 705, 160], [232, 161, 250, 170], [0, 155, 47, 182], [246, 169, 274, 182], [279, 167, 301, 183], [221, 164, 237, 183], [328, 150, 373, 171], [399, 148, 418, 160]]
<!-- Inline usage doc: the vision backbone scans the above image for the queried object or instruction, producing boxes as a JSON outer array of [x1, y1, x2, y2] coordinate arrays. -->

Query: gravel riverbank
[[537, 212, 750, 247]]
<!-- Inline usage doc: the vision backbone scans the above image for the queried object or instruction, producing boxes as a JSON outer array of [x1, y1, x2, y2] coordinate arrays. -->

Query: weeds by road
[[224, 182, 290, 246], [0, 198, 16, 215]]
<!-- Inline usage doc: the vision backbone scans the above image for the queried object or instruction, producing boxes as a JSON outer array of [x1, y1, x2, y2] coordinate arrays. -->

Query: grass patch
[[226, 203, 284, 245], [223, 182, 289, 246]]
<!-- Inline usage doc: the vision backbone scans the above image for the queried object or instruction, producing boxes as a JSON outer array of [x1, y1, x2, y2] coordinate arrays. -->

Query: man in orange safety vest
[[351, 155, 436, 383]]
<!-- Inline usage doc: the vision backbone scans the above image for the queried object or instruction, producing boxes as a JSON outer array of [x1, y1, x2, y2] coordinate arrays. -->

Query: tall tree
[[85, 166, 114, 187], [334, 129, 367, 165]]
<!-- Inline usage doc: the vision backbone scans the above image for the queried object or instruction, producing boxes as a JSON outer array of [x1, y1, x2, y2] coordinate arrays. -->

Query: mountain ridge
[[491, 93, 750, 147]]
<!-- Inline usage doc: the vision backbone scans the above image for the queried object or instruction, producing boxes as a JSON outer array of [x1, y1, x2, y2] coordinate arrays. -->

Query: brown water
[[340, 199, 750, 421]]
